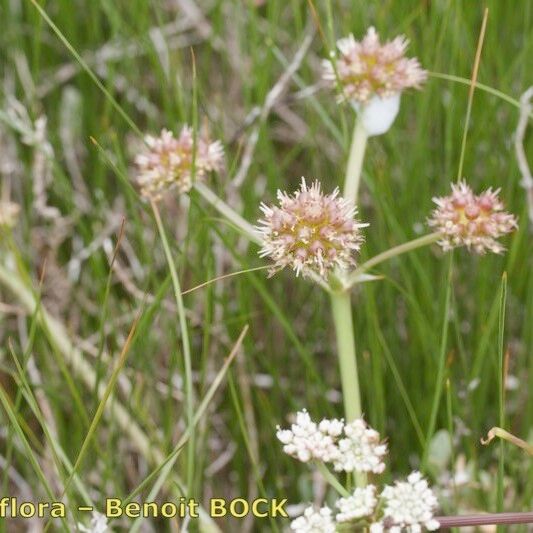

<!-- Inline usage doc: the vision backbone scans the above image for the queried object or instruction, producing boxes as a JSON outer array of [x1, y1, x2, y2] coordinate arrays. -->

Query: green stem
[[151, 203, 195, 495], [343, 119, 368, 205], [347, 233, 441, 287], [193, 182, 261, 245], [330, 292, 361, 422], [327, 117, 369, 489], [316, 462, 350, 497], [422, 253, 453, 471]]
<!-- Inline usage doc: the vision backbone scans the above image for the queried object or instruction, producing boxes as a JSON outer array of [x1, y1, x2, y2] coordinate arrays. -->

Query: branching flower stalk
[[324, 27, 429, 440], [328, 122, 367, 430], [347, 232, 442, 287], [129, 31, 519, 518]]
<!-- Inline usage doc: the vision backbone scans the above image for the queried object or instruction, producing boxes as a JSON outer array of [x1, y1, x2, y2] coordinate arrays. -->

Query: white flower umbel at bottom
[[290, 505, 336, 532], [335, 485, 377, 522], [353, 94, 400, 137], [381, 471, 440, 531], [278, 411, 440, 531]]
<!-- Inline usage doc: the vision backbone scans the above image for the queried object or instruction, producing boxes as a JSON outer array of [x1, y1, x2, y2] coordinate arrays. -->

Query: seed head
[[323, 27, 427, 104], [257, 178, 367, 278], [428, 181, 518, 254], [381, 471, 440, 531], [135, 126, 224, 200]]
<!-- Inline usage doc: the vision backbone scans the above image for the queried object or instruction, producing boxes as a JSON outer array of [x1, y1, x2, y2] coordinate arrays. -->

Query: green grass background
[[0, 0, 532, 531]]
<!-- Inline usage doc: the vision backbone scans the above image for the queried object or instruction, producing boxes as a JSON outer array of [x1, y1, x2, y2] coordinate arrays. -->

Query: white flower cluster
[[290, 476, 439, 532], [276, 411, 386, 473], [281, 411, 440, 532], [335, 486, 377, 523], [276, 410, 343, 463], [289, 505, 336, 532], [380, 471, 440, 532], [334, 419, 388, 474]]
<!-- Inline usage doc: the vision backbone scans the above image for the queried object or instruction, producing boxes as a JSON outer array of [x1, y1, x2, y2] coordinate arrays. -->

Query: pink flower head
[[257, 178, 367, 278], [322, 27, 427, 104], [135, 125, 224, 200], [428, 181, 518, 254]]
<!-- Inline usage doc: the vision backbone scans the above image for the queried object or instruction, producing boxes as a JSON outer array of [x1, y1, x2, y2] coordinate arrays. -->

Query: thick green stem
[[331, 117, 368, 422], [330, 292, 361, 422], [326, 117, 369, 491], [343, 119, 368, 205]]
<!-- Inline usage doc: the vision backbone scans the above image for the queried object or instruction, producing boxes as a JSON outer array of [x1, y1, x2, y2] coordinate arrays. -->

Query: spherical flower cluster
[[257, 178, 367, 278], [135, 126, 224, 200], [333, 419, 388, 474], [0, 200, 20, 228], [381, 471, 440, 532], [290, 505, 336, 533], [276, 411, 387, 474], [428, 181, 518, 254], [335, 486, 377, 523], [322, 27, 427, 105], [276, 410, 343, 463]]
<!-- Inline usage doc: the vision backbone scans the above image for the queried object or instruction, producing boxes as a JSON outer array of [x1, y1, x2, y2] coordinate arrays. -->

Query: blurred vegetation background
[[0, 0, 532, 531]]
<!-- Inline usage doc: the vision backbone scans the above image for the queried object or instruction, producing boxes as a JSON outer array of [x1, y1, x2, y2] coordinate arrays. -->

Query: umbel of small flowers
[[277, 410, 439, 532], [322, 27, 427, 136], [428, 181, 518, 254], [134, 124, 224, 200], [256, 178, 368, 278]]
